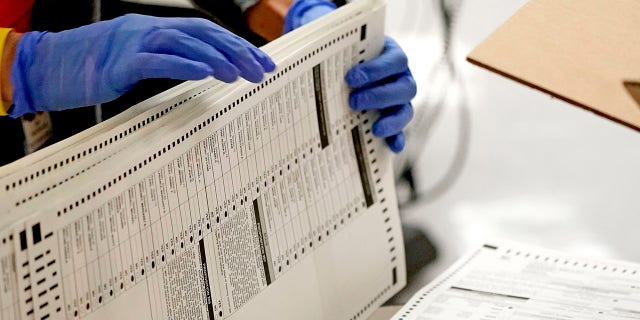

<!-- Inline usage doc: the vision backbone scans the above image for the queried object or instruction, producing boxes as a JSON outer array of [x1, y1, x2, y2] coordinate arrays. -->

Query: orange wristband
[[0, 28, 13, 116]]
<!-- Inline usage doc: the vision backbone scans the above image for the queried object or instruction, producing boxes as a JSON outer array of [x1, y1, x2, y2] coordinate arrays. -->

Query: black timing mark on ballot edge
[[351, 126, 374, 207], [20, 230, 27, 251], [32, 223, 42, 245], [198, 240, 215, 320], [253, 199, 273, 285], [313, 64, 330, 149]]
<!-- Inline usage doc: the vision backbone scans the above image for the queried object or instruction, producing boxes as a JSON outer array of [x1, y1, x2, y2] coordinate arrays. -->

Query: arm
[[245, 0, 294, 41], [4, 15, 276, 118], [244, 0, 335, 41]]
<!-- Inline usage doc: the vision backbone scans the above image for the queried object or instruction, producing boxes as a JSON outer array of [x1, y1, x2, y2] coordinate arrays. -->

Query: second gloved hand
[[10, 14, 276, 118], [284, 0, 416, 153], [346, 37, 416, 153]]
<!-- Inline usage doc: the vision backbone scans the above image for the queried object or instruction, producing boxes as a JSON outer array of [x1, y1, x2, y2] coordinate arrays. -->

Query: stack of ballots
[[0, 1, 406, 319]]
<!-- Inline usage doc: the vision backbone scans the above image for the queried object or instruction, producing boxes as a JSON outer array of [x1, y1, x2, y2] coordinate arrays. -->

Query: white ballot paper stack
[[393, 240, 640, 320], [0, 0, 407, 319]]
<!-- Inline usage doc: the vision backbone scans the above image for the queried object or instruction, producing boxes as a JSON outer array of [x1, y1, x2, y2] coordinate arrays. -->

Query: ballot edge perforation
[[11, 95, 198, 207], [349, 284, 391, 320], [502, 247, 639, 276], [360, 114, 398, 261], [7, 87, 214, 195]]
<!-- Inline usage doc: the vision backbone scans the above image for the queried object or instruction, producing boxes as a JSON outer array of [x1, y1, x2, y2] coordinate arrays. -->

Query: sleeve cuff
[[0, 28, 14, 116]]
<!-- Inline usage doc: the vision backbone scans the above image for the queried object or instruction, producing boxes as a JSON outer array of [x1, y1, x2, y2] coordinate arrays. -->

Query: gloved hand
[[284, 0, 416, 153], [10, 14, 275, 118], [283, 0, 336, 34]]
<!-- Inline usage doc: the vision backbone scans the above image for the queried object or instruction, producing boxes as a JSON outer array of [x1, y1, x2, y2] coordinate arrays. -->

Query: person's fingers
[[139, 16, 274, 82], [222, 31, 276, 72], [213, 31, 276, 78], [141, 28, 241, 82], [124, 53, 212, 88], [349, 72, 416, 111], [385, 132, 406, 153], [372, 103, 414, 138], [169, 19, 270, 82], [345, 37, 409, 88], [246, 46, 276, 73], [208, 37, 267, 83]]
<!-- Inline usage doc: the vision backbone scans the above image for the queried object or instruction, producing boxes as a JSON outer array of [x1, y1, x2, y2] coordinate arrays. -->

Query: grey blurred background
[[386, 0, 640, 303]]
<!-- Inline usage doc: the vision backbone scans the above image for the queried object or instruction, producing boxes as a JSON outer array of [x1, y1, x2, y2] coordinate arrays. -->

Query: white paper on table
[[393, 240, 640, 320]]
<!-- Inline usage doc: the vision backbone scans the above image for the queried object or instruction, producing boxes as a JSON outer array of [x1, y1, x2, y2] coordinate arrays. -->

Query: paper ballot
[[0, 1, 407, 319], [392, 241, 640, 320]]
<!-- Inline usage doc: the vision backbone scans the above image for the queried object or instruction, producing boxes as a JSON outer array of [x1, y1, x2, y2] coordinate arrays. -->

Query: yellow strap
[[0, 28, 14, 116]]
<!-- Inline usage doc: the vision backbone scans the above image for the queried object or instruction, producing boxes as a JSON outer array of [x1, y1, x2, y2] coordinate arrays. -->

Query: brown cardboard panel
[[467, 0, 640, 131]]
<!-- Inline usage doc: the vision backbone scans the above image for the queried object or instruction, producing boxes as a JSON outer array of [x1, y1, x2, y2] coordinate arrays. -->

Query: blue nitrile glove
[[346, 37, 416, 153], [10, 14, 275, 118], [283, 0, 336, 34], [284, 0, 416, 153]]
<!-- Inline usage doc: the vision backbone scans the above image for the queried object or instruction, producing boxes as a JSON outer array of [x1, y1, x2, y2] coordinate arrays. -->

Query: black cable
[[396, 0, 471, 207]]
